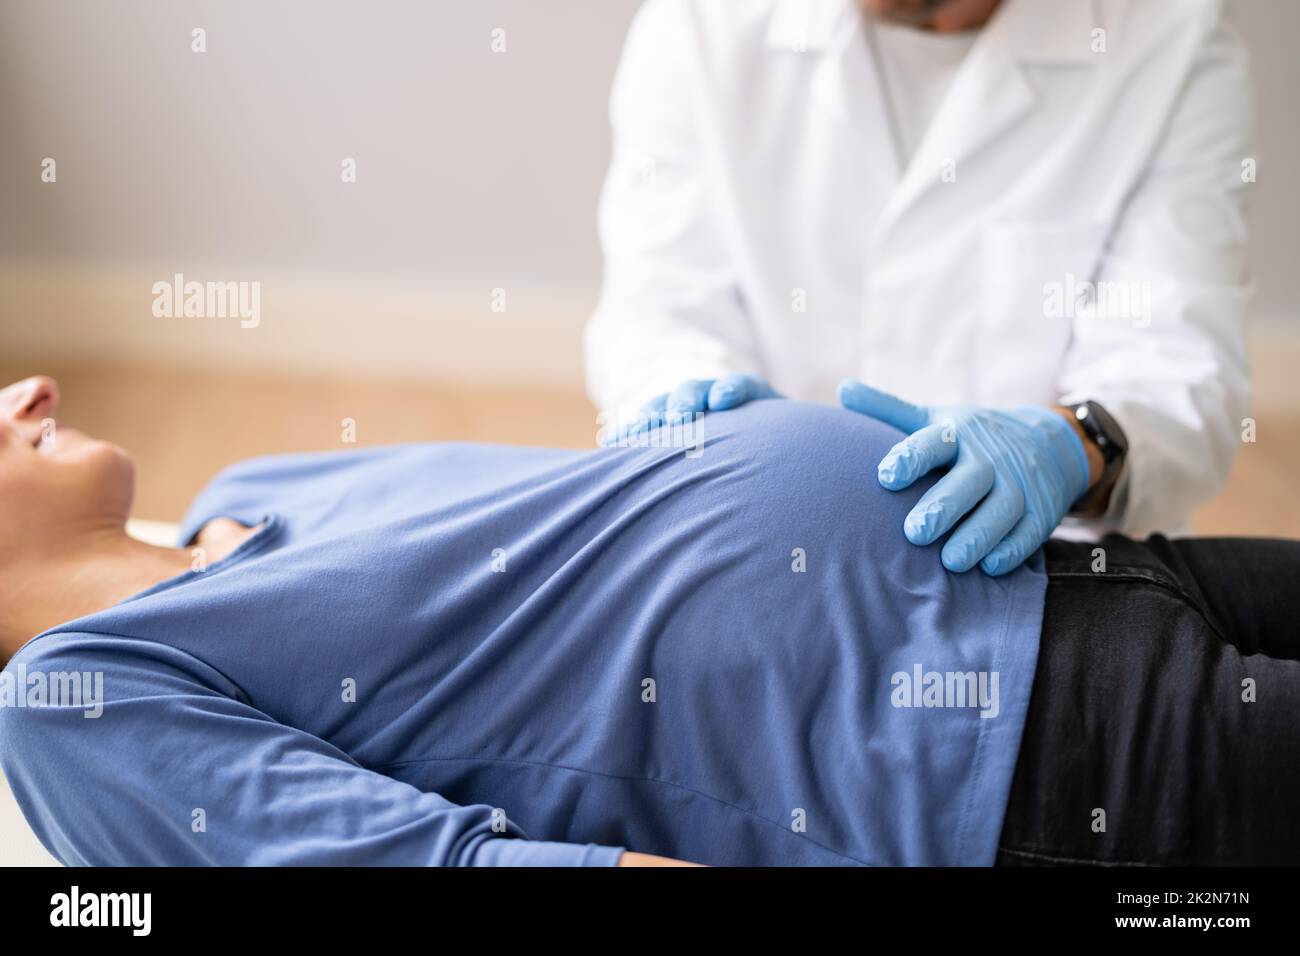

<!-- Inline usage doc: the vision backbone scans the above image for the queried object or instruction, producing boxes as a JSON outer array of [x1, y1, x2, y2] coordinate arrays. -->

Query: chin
[[80, 439, 138, 519]]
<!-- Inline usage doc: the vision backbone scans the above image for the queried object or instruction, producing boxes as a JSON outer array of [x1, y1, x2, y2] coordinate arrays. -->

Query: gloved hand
[[838, 380, 1092, 576], [615, 373, 782, 442]]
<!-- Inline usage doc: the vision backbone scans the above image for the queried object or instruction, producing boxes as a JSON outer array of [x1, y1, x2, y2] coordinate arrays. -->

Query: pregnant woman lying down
[[0, 375, 1297, 867]]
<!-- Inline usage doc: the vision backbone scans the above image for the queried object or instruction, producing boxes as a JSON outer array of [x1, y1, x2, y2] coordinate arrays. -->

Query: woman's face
[[0, 377, 137, 540]]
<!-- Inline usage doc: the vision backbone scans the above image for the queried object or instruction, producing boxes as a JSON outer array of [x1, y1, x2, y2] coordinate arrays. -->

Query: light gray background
[[0, 0, 1295, 385]]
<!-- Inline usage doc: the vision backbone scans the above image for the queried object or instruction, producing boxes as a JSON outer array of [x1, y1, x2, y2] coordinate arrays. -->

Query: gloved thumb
[[837, 380, 929, 434]]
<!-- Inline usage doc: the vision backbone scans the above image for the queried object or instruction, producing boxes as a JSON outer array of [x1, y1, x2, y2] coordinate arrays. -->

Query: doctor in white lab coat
[[585, 0, 1255, 573]]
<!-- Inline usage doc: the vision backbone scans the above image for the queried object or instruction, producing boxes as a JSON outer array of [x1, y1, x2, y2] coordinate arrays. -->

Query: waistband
[[1042, 533, 1218, 634]]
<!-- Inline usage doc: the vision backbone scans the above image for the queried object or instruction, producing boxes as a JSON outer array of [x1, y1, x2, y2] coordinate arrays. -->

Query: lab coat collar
[[996, 0, 1105, 65], [764, 0, 1103, 65], [869, 0, 1103, 238], [766, 0, 1105, 237], [763, 0, 850, 53]]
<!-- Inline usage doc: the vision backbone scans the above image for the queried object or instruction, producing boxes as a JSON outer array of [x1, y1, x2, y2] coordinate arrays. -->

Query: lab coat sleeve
[[1058, 8, 1255, 535], [585, 0, 766, 420], [0, 637, 623, 867]]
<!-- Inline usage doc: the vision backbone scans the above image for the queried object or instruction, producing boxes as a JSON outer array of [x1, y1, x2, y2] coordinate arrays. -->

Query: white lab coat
[[585, 0, 1255, 536]]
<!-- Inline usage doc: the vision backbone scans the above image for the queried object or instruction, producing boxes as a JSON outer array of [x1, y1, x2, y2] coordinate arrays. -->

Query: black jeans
[[997, 535, 1300, 866]]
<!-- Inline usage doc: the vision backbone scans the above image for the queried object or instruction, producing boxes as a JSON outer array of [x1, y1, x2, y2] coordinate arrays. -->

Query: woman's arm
[[0, 635, 626, 867]]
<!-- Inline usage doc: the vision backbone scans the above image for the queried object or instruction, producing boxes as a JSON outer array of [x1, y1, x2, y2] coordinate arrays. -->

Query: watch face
[[1080, 401, 1128, 460]]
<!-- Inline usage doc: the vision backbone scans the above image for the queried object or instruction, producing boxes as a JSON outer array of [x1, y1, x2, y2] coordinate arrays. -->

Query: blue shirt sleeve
[[0, 635, 623, 867]]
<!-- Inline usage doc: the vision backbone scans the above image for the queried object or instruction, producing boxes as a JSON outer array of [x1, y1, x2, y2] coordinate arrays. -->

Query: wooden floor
[[4, 359, 1298, 538]]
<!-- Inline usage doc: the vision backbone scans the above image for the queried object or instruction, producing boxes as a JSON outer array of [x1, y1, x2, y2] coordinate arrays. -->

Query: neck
[[869, 0, 1002, 33], [0, 525, 194, 662], [928, 0, 1000, 32]]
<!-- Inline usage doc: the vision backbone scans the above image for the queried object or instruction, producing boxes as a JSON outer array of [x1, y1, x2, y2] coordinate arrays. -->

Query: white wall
[[1231, 0, 1300, 326], [1, 1, 1296, 383], [0, 0, 643, 385], [0, 776, 56, 866]]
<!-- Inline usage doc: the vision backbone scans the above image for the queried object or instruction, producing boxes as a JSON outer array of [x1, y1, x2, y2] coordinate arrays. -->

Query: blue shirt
[[0, 400, 1046, 866]]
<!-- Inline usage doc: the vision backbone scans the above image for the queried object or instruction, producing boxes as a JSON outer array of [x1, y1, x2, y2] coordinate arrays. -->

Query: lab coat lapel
[[870, 0, 1100, 245], [818, 12, 903, 192], [763, 0, 846, 53], [768, 0, 903, 193]]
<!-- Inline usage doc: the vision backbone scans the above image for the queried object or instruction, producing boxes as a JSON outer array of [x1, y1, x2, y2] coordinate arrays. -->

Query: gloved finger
[[837, 379, 929, 434], [903, 454, 995, 547], [979, 510, 1050, 577], [939, 478, 1025, 572], [599, 394, 669, 447], [877, 422, 957, 491], [708, 373, 780, 411], [624, 393, 669, 440], [665, 379, 714, 423]]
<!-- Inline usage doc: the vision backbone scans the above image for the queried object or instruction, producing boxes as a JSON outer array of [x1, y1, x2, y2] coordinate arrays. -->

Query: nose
[[0, 376, 61, 443]]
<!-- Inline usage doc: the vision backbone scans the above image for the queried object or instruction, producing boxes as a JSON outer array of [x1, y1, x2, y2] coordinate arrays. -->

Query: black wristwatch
[[1064, 400, 1128, 515]]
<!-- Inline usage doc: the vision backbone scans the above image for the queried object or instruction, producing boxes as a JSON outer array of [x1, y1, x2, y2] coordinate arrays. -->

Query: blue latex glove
[[615, 374, 782, 442], [838, 380, 1092, 576]]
